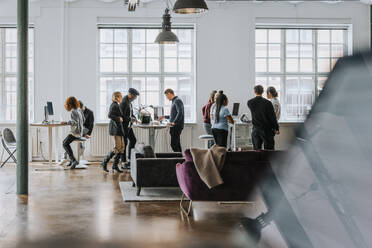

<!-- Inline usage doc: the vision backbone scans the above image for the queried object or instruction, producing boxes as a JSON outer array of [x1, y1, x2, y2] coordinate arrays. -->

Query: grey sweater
[[67, 108, 85, 137]]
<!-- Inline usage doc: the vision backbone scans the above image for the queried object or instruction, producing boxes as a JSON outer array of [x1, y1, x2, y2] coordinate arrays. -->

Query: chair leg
[[180, 193, 192, 217], [1, 153, 15, 168], [136, 187, 141, 196]]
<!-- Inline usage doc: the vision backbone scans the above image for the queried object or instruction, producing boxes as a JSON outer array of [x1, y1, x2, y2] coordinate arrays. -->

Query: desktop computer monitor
[[232, 103, 240, 116], [47, 101, 54, 115], [154, 106, 164, 121]]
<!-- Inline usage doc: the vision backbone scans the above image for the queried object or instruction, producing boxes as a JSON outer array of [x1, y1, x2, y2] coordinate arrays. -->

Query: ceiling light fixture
[[173, 0, 208, 14], [125, 0, 139, 11], [155, 8, 179, 44]]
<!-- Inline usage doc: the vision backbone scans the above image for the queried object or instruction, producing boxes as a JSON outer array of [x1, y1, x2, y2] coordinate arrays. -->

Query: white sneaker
[[58, 159, 69, 166]]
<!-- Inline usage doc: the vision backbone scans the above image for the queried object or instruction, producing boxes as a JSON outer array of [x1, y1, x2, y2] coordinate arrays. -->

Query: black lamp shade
[[155, 31, 179, 44], [173, 0, 208, 14], [155, 8, 179, 44]]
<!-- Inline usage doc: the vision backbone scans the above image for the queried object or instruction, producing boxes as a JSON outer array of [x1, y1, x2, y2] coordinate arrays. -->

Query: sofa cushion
[[143, 145, 156, 158], [184, 149, 193, 163]]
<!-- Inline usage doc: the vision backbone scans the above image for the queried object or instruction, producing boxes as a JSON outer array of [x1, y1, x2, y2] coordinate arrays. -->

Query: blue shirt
[[212, 106, 231, 131], [169, 96, 184, 129]]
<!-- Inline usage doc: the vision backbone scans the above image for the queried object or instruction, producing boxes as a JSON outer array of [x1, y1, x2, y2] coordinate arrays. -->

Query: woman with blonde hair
[[61, 96, 85, 169], [202, 90, 217, 148], [100, 91, 125, 173]]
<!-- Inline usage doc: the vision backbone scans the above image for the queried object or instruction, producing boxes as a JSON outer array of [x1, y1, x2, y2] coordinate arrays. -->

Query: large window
[[255, 27, 348, 121], [98, 27, 195, 122], [0, 27, 34, 122]]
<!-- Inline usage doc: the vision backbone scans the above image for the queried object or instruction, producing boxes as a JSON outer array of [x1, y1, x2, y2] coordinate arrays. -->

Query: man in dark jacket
[[247, 85, 279, 150], [79, 101, 94, 137], [159, 88, 184, 152], [120, 88, 139, 168]]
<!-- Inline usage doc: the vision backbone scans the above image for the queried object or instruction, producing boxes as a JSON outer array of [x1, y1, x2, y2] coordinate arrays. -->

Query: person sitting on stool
[[247, 85, 279, 150], [78, 100, 94, 162], [61, 97, 85, 170], [159, 88, 185, 152], [120, 88, 139, 169]]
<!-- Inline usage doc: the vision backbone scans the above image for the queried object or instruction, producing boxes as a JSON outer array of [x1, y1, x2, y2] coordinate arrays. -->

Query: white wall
[[0, 0, 370, 156]]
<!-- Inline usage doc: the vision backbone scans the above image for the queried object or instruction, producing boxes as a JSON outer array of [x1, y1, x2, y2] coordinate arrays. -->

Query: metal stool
[[198, 134, 214, 149]]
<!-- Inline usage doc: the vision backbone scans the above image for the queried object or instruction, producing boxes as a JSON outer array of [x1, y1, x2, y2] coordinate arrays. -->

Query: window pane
[[179, 58, 192, 72], [268, 58, 280, 72], [318, 76, 328, 92], [132, 44, 145, 57], [132, 29, 146, 43], [286, 44, 298, 57], [179, 44, 192, 57], [286, 29, 299, 43], [164, 58, 177, 72], [268, 29, 281, 43], [100, 58, 113, 72], [114, 44, 127, 57], [300, 44, 313, 57], [256, 59, 267, 72], [268, 76, 281, 97], [286, 59, 298, 72], [6, 44, 17, 57], [318, 30, 330, 43], [256, 77, 267, 86], [331, 44, 344, 58], [256, 44, 267, 57], [164, 77, 177, 90], [5, 58, 16, 73], [114, 58, 127, 72], [146, 59, 159, 72], [318, 44, 330, 57], [146, 92, 159, 105], [147, 44, 159, 57], [317, 58, 330, 72], [6, 29, 17, 43], [256, 29, 267, 43], [132, 58, 145, 72], [146, 29, 160, 43], [100, 29, 113, 43], [300, 59, 313, 72], [331, 30, 344, 43], [114, 29, 127, 43], [269, 44, 280, 57], [100, 44, 113, 57], [178, 29, 192, 43], [300, 30, 312, 43], [164, 45, 177, 57]]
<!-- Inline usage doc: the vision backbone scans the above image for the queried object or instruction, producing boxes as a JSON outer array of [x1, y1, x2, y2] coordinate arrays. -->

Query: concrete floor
[[0, 162, 287, 248]]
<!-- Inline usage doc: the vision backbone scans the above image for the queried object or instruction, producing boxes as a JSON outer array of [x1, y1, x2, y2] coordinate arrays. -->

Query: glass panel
[[300, 59, 313, 72], [286, 44, 299, 57], [114, 58, 127, 72], [255, 58, 267, 72], [318, 44, 330, 57], [179, 44, 192, 57], [317, 76, 328, 92], [132, 29, 146, 43], [5, 29, 17, 43], [300, 44, 313, 57], [331, 44, 344, 58], [179, 58, 192, 72], [164, 45, 177, 57], [100, 58, 113, 72], [146, 44, 159, 57], [5, 44, 17, 57], [100, 44, 113, 57], [5, 58, 17, 73], [286, 29, 299, 43], [267, 76, 281, 97], [114, 29, 127, 43], [318, 30, 330, 43], [255, 29, 267, 43], [178, 29, 192, 43], [132, 58, 145, 72], [268, 58, 281, 72], [164, 77, 177, 90], [317, 58, 330, 72], [132, 44, 145, 57], [286, 59, 298, 72], [114, 44, 127, 57], [285, 77, 300, 120], [132, 77, 146, 92], [256, 44, 267, 57], [268, 29, 281, 43], [300, 30, 312, 43], [100, 29, 113, 43], [299, 77, 315, 118], [269, 44, 281, 57], [146, 92, 159, 105], [146, 29, 160, 43], [147, 77, 159, 90], [146, 59, 159, 72], [164, 58, 177, 72], [255, 77, 267, 86], [331, 30, 344, 43]]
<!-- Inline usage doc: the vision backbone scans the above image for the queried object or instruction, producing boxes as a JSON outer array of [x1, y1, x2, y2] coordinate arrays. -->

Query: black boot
[[101, 151, 114, 172], [120, 153, 127, 170], [70, 158, 79, 170], [112, 154, 123, 173]]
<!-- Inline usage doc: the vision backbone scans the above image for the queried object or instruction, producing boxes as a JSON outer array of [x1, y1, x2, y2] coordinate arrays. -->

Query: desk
[[30, 123, 68, 171], [133, 124, 168, 150]]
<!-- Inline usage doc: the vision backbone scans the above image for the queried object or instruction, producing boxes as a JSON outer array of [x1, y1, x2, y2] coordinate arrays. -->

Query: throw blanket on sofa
[[190, 145, 227, 189]]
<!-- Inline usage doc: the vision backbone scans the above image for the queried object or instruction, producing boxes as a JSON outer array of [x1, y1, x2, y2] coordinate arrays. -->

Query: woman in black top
[[101, 91, 125, 173]]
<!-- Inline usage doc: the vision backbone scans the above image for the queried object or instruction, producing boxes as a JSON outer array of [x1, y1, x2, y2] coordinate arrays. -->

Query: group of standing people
[[202, 85, 281, 150]]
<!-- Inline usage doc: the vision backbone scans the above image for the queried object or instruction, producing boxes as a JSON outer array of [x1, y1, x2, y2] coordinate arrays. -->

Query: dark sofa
[[176, 149, 285, 202], [130, 150, 184, 196]]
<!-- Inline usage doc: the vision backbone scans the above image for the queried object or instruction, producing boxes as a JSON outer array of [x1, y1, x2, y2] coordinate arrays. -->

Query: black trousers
[[170, 127, 183, 152], [63, 134, 79, 161], [212, 128, 228, 147], [251, 127, 275, 150], [123, 127, 136, 162]]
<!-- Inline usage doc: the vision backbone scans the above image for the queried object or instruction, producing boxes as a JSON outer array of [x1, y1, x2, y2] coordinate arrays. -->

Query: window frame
[[96, 25, 196, 123], [0, 26, 34, 123], [255, 24, 352, 122]]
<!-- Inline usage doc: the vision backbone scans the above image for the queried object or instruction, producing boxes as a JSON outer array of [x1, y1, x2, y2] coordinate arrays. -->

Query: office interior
[[0, 0, 371, 247]]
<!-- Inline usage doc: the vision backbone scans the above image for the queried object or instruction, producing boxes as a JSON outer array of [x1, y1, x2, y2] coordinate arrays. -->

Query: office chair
[[1, 128, 17, 168]]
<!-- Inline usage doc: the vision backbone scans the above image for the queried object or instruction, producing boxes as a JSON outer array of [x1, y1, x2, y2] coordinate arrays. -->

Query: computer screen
[[232, 103, 239, 116], [154, 106, 164, 121], [47, 102, 54, 115]]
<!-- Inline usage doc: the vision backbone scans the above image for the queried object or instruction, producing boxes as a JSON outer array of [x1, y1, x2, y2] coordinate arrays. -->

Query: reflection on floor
[[0, 162, 286, 248]]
